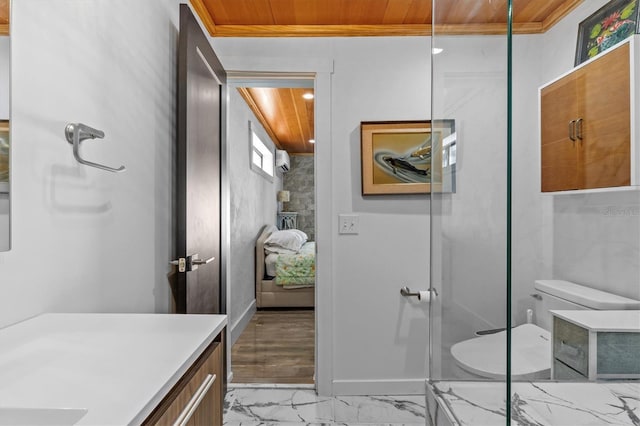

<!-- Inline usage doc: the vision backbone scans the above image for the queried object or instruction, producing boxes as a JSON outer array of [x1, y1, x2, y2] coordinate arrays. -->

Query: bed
[[255, 225, 315, 308]]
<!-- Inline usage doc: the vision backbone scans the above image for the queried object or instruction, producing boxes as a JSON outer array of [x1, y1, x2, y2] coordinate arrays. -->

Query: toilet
[[450, 279, 640, 380]]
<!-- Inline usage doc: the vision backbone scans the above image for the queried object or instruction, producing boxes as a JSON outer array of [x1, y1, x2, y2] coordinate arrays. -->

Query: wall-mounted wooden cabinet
[[540, 39, 636, 193]]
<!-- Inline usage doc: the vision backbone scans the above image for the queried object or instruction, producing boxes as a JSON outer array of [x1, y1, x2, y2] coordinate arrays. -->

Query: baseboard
[[230, 299, 257, 347], [332, 378, 426, 396]]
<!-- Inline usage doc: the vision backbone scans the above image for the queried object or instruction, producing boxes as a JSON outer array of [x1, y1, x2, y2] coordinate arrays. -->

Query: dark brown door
[[175, 4, 226, 314]]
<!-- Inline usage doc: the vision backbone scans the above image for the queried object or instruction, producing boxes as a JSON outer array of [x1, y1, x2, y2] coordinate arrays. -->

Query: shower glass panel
[[427, 0, 511, 424], [510, 0, 640, 424]]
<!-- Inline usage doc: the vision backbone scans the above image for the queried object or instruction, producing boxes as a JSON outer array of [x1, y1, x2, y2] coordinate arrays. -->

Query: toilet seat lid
[[450, 324, 551, 380]]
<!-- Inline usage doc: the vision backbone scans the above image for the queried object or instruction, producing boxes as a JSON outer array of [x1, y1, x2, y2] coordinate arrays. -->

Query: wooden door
[[579, 43, 631, 189], [175, 4, 226, 314], [541, 73, 580, 192]]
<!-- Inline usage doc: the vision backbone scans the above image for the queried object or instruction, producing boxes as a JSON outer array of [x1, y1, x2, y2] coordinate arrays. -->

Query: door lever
[[192, 257, 214, 266], [170, 254, 214, 272]]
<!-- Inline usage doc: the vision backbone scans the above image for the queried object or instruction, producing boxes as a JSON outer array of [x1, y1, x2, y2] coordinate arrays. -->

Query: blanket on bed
[[275, 242, 315, 288]]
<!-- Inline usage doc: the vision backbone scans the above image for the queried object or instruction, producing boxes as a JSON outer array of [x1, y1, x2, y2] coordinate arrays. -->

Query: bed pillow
[[264, 229, 308, 253]]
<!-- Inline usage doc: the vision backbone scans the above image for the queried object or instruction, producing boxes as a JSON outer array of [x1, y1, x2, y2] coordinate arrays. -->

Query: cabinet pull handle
[[173, 373, 216, 426], [568, 120, 576, 141], [576, 118, 583, 140]]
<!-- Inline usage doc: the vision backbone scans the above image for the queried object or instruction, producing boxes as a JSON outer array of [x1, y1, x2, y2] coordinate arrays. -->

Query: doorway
[[225, 74, 317, 386]]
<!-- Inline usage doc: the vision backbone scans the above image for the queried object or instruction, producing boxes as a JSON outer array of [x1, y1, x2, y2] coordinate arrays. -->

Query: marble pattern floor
[[224, 387, 426, 426], [428, 381, 640, 426]]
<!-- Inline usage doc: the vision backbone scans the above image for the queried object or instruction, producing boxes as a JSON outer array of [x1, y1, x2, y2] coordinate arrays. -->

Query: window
[[250, 122, 274, 180]]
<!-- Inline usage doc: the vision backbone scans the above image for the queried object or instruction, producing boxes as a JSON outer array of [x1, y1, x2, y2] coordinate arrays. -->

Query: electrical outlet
[[338, 214, 359, 234]]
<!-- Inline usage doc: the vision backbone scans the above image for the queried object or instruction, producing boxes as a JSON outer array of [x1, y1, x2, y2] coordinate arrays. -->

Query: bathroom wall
[[283, 154, 315, 241], [538, 0, 640, 300], [212, 36, 431, 395], [0, 0, 180, 328], [430, 35, 511, 361], [228, 83, 282, 344]]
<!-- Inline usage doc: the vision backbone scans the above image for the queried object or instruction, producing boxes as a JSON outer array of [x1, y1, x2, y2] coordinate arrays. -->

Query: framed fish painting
[[575, 0, 640, 66], [360, 120, 456, 195], [0, 121, 8, 193]]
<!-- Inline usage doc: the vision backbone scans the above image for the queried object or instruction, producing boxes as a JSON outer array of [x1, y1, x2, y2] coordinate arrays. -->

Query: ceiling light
[[302, 93, 314, 100], [432, 48, 444, 55], [309, 139, 315, 144]]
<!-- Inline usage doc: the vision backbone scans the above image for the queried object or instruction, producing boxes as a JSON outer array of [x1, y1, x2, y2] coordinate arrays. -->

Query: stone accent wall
[[283, 155, 315, 241]]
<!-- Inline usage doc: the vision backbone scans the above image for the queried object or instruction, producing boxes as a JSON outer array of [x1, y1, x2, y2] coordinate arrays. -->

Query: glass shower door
[[427, 1, 511, 424]]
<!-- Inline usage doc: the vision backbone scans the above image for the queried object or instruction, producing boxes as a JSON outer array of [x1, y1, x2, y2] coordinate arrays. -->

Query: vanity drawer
[[553, 317, 589, 377], [144, 336, 224, 426]]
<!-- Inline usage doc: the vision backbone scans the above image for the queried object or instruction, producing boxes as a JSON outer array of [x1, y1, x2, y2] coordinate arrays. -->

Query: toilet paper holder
[[400, 286, 437, 300]]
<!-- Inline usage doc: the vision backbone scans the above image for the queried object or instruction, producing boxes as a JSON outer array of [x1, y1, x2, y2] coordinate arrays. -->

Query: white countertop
[[551, 310, 640, 332], [0, 313, 227, 425]]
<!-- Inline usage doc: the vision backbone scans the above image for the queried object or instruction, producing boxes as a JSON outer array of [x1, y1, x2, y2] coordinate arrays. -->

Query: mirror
[[0, 0, 9, 252]]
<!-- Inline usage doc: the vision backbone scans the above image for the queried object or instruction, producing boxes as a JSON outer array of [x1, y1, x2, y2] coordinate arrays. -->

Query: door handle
[[192, 257, 214, 266], [170, 254, 214, 272], [568, 120, 576, 142], [575, 118, 583, 140]]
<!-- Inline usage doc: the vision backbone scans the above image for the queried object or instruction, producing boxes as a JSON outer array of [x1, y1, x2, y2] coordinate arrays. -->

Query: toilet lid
[[450, 324, 551, 380]]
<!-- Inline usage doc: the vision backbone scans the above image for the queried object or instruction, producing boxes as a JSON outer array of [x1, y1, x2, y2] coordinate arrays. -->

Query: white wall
[[0, 0, 179, 328], [227, 83, 281, 343], [213, 36, 431, 395], [429, 37, 510, 377]]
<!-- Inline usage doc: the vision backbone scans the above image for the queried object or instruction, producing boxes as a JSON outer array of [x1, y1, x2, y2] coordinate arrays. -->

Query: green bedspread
[[275, 242, 315, 288]]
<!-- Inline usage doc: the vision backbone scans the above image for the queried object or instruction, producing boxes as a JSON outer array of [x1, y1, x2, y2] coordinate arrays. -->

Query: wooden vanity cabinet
[[541, 41, 632, 192], [143, 331, 225, 426]]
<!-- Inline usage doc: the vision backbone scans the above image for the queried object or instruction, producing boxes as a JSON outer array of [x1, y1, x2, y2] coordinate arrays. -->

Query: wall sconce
[[277, 190, 290, 211]]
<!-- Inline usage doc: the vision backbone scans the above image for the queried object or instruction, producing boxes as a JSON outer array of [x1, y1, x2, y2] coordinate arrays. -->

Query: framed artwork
[[0, 121, 8, 191], [575, 0, 640, 66], [360, 120, 456, 195]]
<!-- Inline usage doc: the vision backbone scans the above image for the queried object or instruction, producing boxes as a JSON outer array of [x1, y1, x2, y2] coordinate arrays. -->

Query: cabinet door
[[579, 43, 631, 189], [541, 73, 580, 192]]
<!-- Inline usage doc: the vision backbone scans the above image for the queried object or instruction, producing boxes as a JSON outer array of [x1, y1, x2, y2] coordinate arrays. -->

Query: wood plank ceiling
[[191, 0, 584, 37], [0, 0, 9, 35], [196, 0, 584, 155], [239, 87, 315, 154]]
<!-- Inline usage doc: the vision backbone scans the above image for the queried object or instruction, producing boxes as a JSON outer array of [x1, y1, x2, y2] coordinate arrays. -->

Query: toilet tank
[[532, 280, 640, 331]]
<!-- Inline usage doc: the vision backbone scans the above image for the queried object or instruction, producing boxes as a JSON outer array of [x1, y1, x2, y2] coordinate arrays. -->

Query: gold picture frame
[[361, 120, 455, 195], [0, 120, 8, 187]]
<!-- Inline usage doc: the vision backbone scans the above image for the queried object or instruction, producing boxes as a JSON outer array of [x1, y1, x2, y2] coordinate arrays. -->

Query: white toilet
[[450, 279, 640, 380]]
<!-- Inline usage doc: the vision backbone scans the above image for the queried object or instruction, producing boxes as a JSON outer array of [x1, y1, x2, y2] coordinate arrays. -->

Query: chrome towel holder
[[65, 123, 126, 173]]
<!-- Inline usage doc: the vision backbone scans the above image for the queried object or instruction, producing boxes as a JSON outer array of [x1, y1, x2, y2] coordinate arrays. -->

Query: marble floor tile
[[224, 387, 427, 425], [223, 423, 425, 426], [225, 388, 334, 423], [428, 380, 640, 426], [333, 395, 426, 423]]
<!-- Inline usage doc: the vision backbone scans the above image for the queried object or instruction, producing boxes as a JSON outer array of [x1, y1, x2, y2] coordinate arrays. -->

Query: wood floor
[[231, 309, 315, 384]]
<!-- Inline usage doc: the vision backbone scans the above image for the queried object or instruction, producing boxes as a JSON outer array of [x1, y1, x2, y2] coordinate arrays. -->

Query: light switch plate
[[339, 214, 359, 234]]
